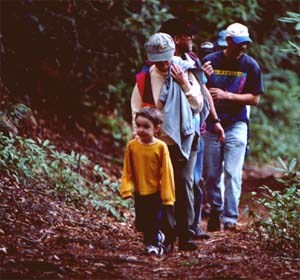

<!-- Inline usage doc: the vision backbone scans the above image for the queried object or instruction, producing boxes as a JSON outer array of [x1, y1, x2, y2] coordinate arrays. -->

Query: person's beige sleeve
[[130, 84, 142, 135], [182, 72, 203, 113]]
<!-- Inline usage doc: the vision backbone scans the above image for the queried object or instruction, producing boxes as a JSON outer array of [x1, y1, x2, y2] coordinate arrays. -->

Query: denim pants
[[203, 122, 247, 224], [168, 135, 198, 242], [192, 136, 204, 229]]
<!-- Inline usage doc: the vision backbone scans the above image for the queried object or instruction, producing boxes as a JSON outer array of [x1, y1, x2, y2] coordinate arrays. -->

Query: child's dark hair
[[135, 107, 163, 126]]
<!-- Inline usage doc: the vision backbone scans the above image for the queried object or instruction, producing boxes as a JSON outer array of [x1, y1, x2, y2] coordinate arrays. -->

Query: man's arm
[[209, 88, 261, 106], [203, 84, 225, 142]]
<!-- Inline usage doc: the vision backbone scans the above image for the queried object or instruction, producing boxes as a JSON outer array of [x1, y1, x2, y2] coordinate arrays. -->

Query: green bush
[[1, 0, 172, 114], [93, 108, 131, 148], [0, 133, 132, 220], [278, 12, 300, 56], [249, 70, 300, 162], [0, 103, 34, 135], [249, 158, 300, 257]]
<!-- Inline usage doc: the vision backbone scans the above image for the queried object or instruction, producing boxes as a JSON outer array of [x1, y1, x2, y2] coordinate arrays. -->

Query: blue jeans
[[203, 122, 247, 224], [168, 135, 198, 242], [192, 136, 204, 229]]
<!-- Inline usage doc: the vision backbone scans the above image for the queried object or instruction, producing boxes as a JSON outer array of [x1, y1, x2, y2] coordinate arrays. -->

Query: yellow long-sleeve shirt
[[120, 138, 175, 205]]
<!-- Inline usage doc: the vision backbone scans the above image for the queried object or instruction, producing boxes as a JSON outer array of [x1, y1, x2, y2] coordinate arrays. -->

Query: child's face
[[136, 115, 158, 143]]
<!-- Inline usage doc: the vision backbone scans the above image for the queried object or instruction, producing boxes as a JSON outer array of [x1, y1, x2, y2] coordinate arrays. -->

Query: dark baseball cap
[[159, 18, 196, 37]]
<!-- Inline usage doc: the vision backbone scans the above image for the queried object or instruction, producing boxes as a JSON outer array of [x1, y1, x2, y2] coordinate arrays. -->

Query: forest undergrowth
[[1, 109, 299, 280]]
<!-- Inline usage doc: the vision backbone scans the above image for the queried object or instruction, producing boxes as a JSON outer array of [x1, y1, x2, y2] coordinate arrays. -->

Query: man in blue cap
[[216, 30, 228, 50], [199, 29, 227, 58], [202, 23, 264, 232]]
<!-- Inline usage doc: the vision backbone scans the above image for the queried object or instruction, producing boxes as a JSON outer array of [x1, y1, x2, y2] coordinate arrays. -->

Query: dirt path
[[1, 115, 299, 279], [1, 168, 299, 280]]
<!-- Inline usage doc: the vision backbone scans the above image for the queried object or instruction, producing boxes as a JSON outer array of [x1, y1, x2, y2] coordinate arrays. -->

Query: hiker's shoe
[[156, 246, 164, 256], [207, 212, 221, 232], [178, 240, 197, 251], [145, 245, 164, 256], [201, 203, 211, 218], [223, 222, 237, 231], [157, 230, 165, 245], [145, 245, 157, 255], [189, 227, 210, 239]]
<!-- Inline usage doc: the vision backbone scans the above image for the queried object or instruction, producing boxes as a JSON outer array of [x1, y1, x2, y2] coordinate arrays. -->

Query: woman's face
[[154, 60, 172, 73]]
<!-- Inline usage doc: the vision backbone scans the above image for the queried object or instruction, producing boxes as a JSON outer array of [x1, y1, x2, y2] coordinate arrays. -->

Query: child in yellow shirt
[[120, 107, 175, 256]]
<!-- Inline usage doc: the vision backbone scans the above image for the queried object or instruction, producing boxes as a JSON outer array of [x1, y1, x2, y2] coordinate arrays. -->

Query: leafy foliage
[[0, 101, 37, 136], [245, 10, 300, 162], [0, 0, 171, 118], [278, 12, 300, 56], [1, 1, 299, 162], [249, 70, 300, 162], [0, 133, 132, 220], [93, 109, 131, 148], [249, 158, 300, 257]]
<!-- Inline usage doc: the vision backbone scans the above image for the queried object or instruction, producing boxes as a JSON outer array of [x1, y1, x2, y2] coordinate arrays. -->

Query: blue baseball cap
[[217, 30, 228, 47]]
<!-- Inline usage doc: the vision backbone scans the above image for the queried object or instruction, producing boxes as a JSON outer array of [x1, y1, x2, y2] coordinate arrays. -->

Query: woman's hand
[[170, 63, 188, 87]]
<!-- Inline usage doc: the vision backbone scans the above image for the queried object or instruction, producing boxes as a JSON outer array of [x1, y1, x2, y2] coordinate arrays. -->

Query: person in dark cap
[[159, 18, 214, 76], [159, 18, 196, 38], [160, 18, 224, 241], [202, 23, 263, 232]]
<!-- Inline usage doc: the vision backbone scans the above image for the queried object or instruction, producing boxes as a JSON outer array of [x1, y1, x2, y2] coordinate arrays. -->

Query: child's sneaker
[[145, 245, 164, 256], [146, 245, 157, 255], [156, 245, 164, 256]]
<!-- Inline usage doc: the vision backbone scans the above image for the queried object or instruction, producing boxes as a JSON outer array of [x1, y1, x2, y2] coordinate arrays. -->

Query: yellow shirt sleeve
[[120, 142, 134, 198]]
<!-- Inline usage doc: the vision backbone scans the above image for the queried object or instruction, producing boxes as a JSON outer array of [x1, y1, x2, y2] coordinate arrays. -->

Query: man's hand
[[214, 122, 225, 143], [202, 61, 214, 77], [209, 88, 229, 101]]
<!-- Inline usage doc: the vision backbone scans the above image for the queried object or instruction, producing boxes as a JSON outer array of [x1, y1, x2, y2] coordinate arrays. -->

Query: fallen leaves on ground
[[1, 112, 299, 280]]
